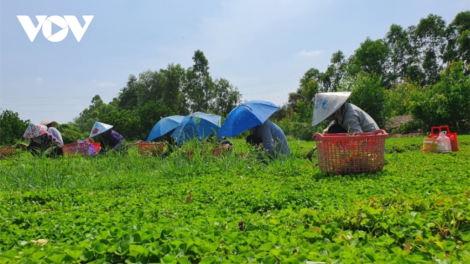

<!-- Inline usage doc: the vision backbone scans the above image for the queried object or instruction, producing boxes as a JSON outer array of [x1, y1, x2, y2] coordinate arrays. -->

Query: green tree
[[348, 38, 391, 87], [349, 72, 388, 129], [118, 75, 140, 110], [415, 14, 447, 85], [161, 64, 188, 115], [408, 60, 470, 132], [73, 95, 117, 133], [287, 70, 320, 122], [443, 11, 470, 71], [385, 24, 420, 84], [212, 78, 241, 116], [137, 100, 173, 139], [0, 109, 30, 145], [100, 109, 141, 140], [184, 50, 215, 112], [327, 50, 347, 92]]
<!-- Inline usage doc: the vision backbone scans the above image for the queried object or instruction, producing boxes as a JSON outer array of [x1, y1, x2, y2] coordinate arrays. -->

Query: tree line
[[72, 50, 242, 141], [276, 11, 470, 139], [1, 11, 469, 145]]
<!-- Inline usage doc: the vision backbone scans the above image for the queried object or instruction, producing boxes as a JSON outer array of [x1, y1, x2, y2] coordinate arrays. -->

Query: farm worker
[[246, 120, 290, 159], [89, 122, 125, 151], [40, 120, 64, 146], [23, 124, 63, 156], [307, 91, 379, 160]]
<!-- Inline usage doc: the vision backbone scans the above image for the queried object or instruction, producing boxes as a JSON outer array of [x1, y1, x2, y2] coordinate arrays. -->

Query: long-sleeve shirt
[[250, 120, 290, 157], [102, 130, 124, 149], [329, 103, 379, 133], [48, 127, 64, 146]]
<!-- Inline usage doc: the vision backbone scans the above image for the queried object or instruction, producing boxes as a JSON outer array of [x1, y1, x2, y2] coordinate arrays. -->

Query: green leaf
[[177, 257, 191, 264], [200, 257, 216, 264], [282, 257, 300, 264], [259, 243, 273, 251], [262, 256, 277, 264], [64, 249, 83, 260], [47, 254, 66, 263], [31, 251, 47, 261]]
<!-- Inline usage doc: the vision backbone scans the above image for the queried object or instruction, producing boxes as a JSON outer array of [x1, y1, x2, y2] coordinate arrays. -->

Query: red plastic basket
[[0, 146, 17, 159], [313, 130, 388, 175], [138, 142, 166, 156], [62, 138, 100, 157], [428, 126, 458, 152]]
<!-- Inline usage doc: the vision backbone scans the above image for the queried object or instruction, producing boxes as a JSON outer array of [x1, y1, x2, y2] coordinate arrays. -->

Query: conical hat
[[89, 122, 113, 138], [312, 92, 351, 126], [40, 120, 57, 127]]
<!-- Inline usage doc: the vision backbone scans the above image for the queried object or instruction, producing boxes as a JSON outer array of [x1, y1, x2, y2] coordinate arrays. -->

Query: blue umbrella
[[171, 112, 221, 144], [146, 115, 185, 142], [218, 100, 280, 137]]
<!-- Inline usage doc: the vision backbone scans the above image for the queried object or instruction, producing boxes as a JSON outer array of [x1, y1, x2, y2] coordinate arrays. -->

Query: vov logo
[[17, 15, 94, 42]]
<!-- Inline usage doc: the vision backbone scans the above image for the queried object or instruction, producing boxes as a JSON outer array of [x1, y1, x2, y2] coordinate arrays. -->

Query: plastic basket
[[62, 138, 98, 157], [138, 142, 166, 156], [313, 130, 388, 175], [428, 126, 458, 152], [211, 144, 232, 157], [421, 138, 438, 154], [0, 146, 17, 159]]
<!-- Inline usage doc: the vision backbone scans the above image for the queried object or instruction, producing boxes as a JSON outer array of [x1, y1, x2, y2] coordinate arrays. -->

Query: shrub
[[278, 118, 324, 141], [0, 109, 29, 145], [408, 60, 470, 132], [56, 124, 88, 144], [349, 72, 389, 129], [391, 120, 426, 134]]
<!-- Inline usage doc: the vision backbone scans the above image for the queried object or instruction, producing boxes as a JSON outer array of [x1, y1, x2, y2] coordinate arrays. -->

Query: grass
[[0, 136, 469, 263]]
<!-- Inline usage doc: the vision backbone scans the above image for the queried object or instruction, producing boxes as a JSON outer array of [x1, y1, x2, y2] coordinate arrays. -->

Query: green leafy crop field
[[1, 136, 469, 263]]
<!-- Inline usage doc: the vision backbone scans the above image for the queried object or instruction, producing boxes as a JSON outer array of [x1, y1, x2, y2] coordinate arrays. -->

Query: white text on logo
[[17, 15, 94, 42]]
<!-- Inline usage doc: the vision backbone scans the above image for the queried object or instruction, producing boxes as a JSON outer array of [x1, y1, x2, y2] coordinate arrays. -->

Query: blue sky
[[1, 0, 469, 124]]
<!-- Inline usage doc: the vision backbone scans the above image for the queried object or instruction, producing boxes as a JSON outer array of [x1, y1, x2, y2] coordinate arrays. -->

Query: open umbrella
[[171, 112, 221, 144], [146, 115, 185, 142], [218, 100, 279, 137]]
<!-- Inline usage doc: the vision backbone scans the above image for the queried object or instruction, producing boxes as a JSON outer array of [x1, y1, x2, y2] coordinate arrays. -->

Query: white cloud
[[35, 78, 43, 83], [295, 50, 324, 58]]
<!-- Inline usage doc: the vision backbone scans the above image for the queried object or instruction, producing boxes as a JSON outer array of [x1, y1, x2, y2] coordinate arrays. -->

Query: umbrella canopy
[[218, 100, 279, 137], [23, 124, 48, 139], [171, 112, 221, 144], [312, 92, 351, 126], [89, 122, 113, 138], [146, 115, 185, 142]]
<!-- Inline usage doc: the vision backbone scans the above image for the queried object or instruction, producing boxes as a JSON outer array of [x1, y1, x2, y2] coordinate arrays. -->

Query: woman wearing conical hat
[[89, 122, 125, 152], [307, 92, 379, 160]]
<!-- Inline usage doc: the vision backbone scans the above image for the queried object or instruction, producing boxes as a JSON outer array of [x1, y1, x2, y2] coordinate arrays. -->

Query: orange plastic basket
[[0, 146, 17, 159], [211, 145, 231, 157], [313, 130, 388, 175], [138, 142, 166, 156], [62, 138, 100, 157]]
